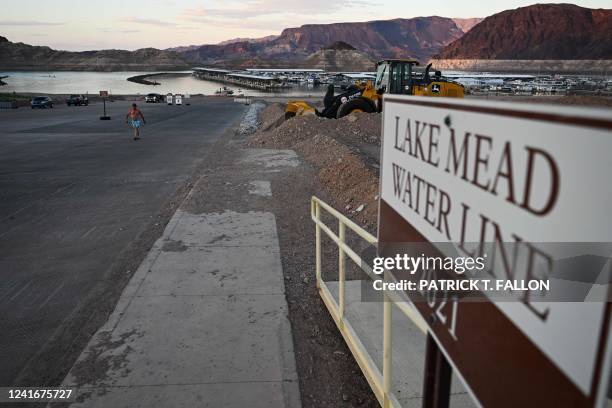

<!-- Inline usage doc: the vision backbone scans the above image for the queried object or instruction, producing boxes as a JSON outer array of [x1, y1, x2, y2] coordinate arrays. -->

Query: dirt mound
[[251, 106, 381, 147], [250, 105, 382, 229], [296, 135, 379, 229], [258, 102, 286, 131], [327, 111, 381, 145], [251, 113, 330, 147]]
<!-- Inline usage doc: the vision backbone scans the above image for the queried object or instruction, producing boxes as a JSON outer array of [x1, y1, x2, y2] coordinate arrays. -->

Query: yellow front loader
[[286, 59, 464, 120]]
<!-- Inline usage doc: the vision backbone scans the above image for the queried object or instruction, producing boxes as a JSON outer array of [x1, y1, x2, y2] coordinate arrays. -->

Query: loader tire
[[285, 111, 296, 120], [336, 98, 374, 119]]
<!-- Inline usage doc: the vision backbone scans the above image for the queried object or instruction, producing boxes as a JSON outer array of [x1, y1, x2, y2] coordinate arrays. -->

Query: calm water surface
[[0, 71, 326, 96]]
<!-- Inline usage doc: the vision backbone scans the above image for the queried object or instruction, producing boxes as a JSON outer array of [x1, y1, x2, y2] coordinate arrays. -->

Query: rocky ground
[[250, 104, 382, 232]]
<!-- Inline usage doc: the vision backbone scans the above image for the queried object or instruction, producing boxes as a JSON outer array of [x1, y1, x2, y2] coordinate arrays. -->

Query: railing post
[[315, 200, 321, 289], [383, 289, 392, 408], [338, 221, 346, 325]]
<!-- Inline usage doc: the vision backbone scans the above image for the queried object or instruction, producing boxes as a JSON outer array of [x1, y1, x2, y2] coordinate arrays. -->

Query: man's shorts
[[131, 119, 142, 129]]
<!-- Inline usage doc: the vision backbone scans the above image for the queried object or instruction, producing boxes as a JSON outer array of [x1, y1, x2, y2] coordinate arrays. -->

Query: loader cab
[[375, 59, 420, 95]]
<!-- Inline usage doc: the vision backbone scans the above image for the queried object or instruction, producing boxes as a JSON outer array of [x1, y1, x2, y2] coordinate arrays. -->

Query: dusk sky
[[1, 0, 610, 51]]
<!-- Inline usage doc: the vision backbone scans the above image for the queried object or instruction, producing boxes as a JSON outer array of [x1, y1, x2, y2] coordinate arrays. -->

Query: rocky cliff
[[0, 37, 190, 71], [451, 18, 484, 33], [178, 16, 467, 67], [435, 4, 612, 60], [302, 42, 376, 71]]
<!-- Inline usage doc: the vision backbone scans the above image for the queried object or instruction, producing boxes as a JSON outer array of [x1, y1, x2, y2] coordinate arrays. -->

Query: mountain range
[[1, 3, 610, 72], [175, 16, 475, 68], [435, 4, 612, 59], [0, 36, 189, 71]]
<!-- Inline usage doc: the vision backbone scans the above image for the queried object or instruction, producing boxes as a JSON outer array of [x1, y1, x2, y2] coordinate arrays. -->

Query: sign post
[[378, 95, 612, 407], [99, 90, 110, 120], [422, 334, 451, 408]]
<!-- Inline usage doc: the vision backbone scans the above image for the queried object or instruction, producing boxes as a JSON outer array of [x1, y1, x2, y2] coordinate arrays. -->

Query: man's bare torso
[[127, 108, 143, 120]]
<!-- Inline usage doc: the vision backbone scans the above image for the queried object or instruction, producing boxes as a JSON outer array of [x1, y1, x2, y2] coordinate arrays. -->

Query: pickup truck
[[66, 94, 89, 106]]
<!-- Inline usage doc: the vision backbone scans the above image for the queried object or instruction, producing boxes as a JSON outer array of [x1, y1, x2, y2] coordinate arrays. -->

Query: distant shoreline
[[429, 59, 612, 74], [126, 72, 191, 86], [0, 67, 191, 73]]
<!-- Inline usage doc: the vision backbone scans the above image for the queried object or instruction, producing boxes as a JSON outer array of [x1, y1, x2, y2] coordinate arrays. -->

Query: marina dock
[[192, 67, 288, 90]]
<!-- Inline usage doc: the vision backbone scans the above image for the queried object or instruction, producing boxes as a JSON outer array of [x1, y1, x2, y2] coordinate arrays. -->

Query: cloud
[[120, 17, 177, 27], [175, 0, 382, 38], [0, 20, 65, 26], [99, 28, 141, 34], [177, 14, 334, 33], [182, 0, 380, 21]]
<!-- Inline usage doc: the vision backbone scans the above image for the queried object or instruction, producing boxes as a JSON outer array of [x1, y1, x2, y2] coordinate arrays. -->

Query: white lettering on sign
[[381, 96, 612, 394]]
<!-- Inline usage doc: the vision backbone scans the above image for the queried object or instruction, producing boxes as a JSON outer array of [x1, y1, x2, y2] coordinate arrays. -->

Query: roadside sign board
[[378, 95, 612, 407], [99, 91, 108, 97]]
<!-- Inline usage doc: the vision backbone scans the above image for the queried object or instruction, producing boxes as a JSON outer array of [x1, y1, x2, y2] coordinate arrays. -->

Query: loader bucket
[[285, 100, 316, 120]]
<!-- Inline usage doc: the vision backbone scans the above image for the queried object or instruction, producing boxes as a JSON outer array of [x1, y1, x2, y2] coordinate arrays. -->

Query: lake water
[[0, 71, 327, 96]]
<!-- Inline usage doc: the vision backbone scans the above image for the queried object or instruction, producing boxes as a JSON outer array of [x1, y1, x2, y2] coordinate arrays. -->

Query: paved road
[[0, 98, 246, 386]]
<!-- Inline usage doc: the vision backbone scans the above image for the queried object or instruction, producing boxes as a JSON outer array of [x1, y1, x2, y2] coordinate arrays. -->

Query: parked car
[[66, 94, 89, 106], [145, 93, 163, 103], [31, 96, 53, 109]]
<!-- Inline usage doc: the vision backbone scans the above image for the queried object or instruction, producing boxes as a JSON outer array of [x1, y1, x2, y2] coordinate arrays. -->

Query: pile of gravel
[[250, 107, 381, 148], [330, 111, 381, 145], [258, 103, 286, 131], [249, 105, 381, 230], [237, 101, 266, 135]]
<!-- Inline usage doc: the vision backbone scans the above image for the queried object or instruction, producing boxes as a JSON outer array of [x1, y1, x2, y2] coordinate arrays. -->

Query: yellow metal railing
[[311, 196, 428, 408]]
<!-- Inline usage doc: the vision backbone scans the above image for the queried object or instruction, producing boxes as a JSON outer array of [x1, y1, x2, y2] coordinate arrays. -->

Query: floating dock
[[192, 67, 286, 91]]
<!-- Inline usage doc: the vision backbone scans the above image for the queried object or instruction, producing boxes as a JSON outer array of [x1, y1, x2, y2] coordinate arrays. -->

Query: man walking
[[126, 103, 146, 140]]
